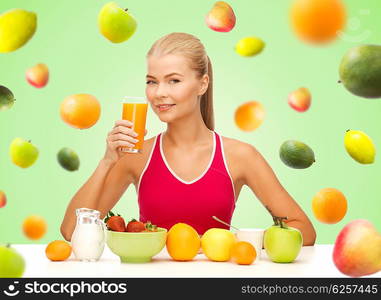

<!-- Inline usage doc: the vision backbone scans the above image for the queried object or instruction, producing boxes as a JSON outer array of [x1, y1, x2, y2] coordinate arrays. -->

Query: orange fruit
[[234, 101, 265, 132], [166, 223, 201, 261], [45, 240, 72, 261], [290, 0, 346, 44], [60, 94, 101, 129], [231, 241, 257, 265], [22, 215, 47, 240], [312, 187, 347, 224]]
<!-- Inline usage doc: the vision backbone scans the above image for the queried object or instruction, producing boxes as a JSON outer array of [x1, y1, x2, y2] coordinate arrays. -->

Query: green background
[[1, 0, 380, 244]]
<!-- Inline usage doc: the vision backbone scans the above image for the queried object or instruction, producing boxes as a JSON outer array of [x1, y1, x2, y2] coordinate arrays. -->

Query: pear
[[98, 2, 137, 43], [205, 1, 236, 32], [0, 8, 37, 53]]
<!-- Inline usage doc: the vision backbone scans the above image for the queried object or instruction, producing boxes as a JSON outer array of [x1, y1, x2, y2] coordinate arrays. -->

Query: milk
[[71, 208, 106, 261], [71, 221, 105, 261]]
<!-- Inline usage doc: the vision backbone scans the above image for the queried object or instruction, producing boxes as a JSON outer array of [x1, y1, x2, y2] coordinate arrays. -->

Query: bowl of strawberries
[[104, 211, 167, 263]]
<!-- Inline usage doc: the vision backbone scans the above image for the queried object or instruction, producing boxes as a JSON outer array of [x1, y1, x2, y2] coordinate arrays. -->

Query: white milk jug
[[71, 208, 106, 261]]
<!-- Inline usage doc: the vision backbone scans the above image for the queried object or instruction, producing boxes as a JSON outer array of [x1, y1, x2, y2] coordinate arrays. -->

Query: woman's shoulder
[[220, 135, 260, 158]]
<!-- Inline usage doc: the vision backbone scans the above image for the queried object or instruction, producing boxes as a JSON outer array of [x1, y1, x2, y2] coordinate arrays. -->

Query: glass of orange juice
[[121, 97, 148, 153]]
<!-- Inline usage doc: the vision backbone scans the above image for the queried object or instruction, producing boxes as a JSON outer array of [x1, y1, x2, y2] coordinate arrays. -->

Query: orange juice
[[122, 98, 148, 153]]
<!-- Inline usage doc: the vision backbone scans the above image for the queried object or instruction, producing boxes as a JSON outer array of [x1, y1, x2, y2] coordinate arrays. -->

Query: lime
[[57, 147, 80, 171], [0, 85, 15, 111]]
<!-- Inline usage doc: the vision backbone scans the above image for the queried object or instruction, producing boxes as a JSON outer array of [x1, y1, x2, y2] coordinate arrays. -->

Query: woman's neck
[[164, 114, 213, 149]]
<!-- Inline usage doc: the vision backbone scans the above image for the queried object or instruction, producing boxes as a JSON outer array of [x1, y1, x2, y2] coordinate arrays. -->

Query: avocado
[[339, 45, 381, 98]]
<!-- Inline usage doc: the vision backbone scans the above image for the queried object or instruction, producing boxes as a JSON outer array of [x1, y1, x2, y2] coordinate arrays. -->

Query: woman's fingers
[[110, 140, 135, 150], [108, 133, 139, 143]]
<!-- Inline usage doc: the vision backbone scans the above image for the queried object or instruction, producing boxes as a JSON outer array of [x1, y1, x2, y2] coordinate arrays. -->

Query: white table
[[12, 244, 381, 278]]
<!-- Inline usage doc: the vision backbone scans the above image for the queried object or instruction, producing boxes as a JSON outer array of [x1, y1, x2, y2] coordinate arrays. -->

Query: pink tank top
[[137, 131, 236, 235]]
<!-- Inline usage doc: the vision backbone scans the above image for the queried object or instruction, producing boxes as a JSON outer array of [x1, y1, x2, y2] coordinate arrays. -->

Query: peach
[[333, 219, 381, 277], [288, 87, 311, 112], [0, 190, 6, 208], [26, 63, 49, 88], [205, 1, 236, 32]]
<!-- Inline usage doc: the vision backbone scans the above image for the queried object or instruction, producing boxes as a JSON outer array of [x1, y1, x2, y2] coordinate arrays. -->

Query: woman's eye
[[169, 79, 180, 84], [146, 80, 156, 85]]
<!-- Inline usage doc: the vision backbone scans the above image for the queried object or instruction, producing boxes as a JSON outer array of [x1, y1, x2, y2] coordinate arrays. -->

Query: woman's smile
[[157, 104, 176, 112]]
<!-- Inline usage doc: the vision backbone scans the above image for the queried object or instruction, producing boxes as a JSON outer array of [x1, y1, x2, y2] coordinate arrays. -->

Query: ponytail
[[200, 56, 214, 131]]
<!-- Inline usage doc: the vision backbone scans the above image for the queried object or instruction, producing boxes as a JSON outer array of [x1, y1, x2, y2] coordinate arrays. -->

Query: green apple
[[0, 244, 25, 278], [9, 138, 39, 168], [264, 216, 303, 263], [98, 2, 137, 43]]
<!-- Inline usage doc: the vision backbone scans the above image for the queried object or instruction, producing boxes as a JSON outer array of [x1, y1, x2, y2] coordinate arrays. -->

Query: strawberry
[[126, 219, 146, 232], [104, 211, 126, 232]]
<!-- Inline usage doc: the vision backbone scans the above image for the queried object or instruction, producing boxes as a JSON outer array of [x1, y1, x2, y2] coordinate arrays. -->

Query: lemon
[[344, 130, 376, 164], [235, 36, 265, 57], [0, 8, 37, 53]]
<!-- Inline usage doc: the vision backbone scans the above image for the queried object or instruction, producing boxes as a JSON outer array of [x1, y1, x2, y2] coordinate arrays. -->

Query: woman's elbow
[[304, 225, 317, 246], [60, 223, 72, 242]]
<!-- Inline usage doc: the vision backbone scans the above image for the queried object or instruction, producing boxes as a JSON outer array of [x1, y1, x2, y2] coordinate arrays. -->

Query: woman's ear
[[199, 74, 209, 96]]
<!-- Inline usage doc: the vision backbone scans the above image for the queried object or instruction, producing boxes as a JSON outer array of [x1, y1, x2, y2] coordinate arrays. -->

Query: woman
[[61, 32, 316, 245]]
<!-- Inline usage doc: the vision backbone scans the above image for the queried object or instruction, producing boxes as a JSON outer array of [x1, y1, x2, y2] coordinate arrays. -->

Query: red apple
[[288, 87, 311, 112], [333, 219, 381, 277], [205, 1, 236, 32], [26, 63, 49, 88], [0, 190, 6, 208]]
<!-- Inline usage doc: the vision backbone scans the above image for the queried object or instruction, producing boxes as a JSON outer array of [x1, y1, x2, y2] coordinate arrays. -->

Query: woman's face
[[145, 54, 208, 123]]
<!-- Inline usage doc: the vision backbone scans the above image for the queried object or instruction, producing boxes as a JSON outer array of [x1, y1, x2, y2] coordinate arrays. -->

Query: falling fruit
[[234, 101, 265, 132], [290, 0, 346, 44], [9, 138, 39, 168], [57, 147, 80, 171], [288, 87, 311, 112], [0, 8, 37, 53], [279, 140, 315, 169], [0, 190, 6, 208], [339, 45, 381, 99], [312, 188, 347, 224], [344, 130, 375, 164], [166, 223, 200, 261], [333, 219, 381, 277], [22, 215, 47, 240], [26, 63, 49, 88], [45, 240, 72, 261], [230, 241, 257, 265], [235, 37, 265, 57], [0, 244, 25, 278], [205, 1, 236, 32], [60, 94, 101, 129], [0, 85, 15, 111], [98, 2, 137, 43]]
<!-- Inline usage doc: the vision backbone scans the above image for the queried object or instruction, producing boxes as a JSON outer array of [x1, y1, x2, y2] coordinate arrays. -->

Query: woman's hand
[[102, 120, 147, 164]]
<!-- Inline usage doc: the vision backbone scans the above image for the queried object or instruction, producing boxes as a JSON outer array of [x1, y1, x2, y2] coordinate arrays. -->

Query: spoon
[[212, 216, 240, 231]]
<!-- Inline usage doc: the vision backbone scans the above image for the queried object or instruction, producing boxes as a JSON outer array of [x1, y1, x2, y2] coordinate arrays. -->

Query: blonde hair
[[147, 32, 214, 131]]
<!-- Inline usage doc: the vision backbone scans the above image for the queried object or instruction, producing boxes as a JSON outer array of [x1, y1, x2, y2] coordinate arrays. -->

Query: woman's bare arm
[[240, 143, 316, 246], [60, 157, 133, 241]]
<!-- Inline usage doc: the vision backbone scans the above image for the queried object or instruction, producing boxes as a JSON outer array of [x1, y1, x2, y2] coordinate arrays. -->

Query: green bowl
[[106, 228, 167, 263]]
